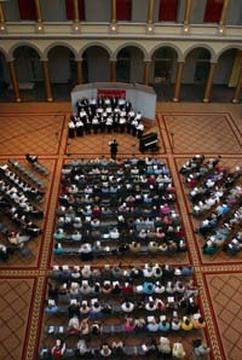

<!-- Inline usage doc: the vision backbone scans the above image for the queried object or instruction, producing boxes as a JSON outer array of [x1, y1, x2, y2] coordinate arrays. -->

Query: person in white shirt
[[136, 122, 144, 138]]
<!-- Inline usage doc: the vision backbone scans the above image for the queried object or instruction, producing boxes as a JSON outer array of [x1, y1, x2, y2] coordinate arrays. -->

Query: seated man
[[25, 153, 38, 164]]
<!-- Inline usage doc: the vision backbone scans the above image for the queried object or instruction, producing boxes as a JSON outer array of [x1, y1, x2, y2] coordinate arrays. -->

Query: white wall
[[132, 0, 147, 22], [48, 47, 72, 83], [3, 0, 20, 21], [85, 0, 111, 22], [41, 0, 66, 21], [190, 0, 207, 24], [86, 48, 110, 82]]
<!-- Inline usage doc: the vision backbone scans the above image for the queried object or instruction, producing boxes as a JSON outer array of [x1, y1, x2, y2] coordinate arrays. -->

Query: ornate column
[[42, 60, 53, 102], [76, 60, 83, 84], [111, 0, 117, 23], [73, 0, 80, 22], [8, 61, 21, 102], [232, 65, 242, 103], [110, 60, 116, 82], [0, 2, 5, 23], [219, 0, 230, 26], [147, 0, 154, 24], [184, 0, 192, 25], [203, 62, 217, 103], [34, 0, 43, 22], [143, 61, 151, 85], [172, 62, 184, 102]]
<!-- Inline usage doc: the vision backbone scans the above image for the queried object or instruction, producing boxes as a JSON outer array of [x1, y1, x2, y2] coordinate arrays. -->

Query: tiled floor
[[0, 102, 241, 359]]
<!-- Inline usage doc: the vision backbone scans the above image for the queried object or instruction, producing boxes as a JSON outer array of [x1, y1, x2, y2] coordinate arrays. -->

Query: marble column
[[203, 63, 217, 103], [173, 62, 184, 102], [8, 61, 21, 102], [42, 60, 53, 102]]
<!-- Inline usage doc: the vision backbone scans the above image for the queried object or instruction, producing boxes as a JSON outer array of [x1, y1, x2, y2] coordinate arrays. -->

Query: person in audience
[[193, 339, 210, 357], [51, 339, 66, 359]]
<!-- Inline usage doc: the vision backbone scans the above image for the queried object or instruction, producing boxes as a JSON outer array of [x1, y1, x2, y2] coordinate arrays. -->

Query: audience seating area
[[53, 158, 187, 260], [40, 264, 210, 359], [0, 158, 47, 261], [180, 155, 242, 255], [69, 96, 144, 138]]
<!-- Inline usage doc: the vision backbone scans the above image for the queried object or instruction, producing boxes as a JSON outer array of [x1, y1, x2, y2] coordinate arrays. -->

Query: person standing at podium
[[109, 139, 119, 160]]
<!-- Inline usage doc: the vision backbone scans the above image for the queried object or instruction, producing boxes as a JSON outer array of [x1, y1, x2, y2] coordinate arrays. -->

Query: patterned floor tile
[[0, 278, 35, 360], [205, 273, 242, 360], [163, 114, 241, 154], [67, 123, 164, 156], [0, 114, 65, 155]]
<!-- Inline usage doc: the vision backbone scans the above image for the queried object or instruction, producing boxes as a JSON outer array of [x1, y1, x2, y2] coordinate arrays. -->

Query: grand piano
[[139, 132, 159, 152]]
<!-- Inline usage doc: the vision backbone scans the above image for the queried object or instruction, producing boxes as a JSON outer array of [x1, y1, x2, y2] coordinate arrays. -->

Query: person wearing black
[[109, 139, 119, 160], [25, 153, 38, 164]]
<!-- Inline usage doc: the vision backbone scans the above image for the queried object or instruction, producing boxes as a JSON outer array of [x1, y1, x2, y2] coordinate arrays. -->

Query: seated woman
[[53, 243, 64, 255], [192, 313, 206, 329], [76, 339, 89, 357], [54, 228, 66, 241], [172, 342, 186, 359], [144, 316, 158, 333], [100, 344, 112, 358], [68, 315, 80, 335], [157, 336, 171, 355], [159, 317, 170, 332], [181, 317, 193, 331], [51, 339, 66, 360], [124, 316, 136, 333]]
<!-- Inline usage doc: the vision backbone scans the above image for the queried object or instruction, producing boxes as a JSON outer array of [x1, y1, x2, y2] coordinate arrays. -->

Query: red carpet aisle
[[0, 102, 241, 360]]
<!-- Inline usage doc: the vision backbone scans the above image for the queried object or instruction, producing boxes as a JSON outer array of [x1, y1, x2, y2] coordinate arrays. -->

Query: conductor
[[109, 139, 119, 160]]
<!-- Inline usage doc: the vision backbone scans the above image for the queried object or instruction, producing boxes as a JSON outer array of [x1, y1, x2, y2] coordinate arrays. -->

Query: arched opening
[[151, 46, 178, 101], [82, 46, 110, 83], [181, 47, 211, 101], [0, 52, 11, 102], [212, 49, 241, 102], [48, 46, 77, 100], [116, 46, 144, 83], [13, 46, 45, 101]]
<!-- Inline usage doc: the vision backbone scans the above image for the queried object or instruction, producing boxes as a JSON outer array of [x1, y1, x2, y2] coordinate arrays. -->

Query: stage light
[[111, 25, 116, 31], [148, 26, 152, 32]]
